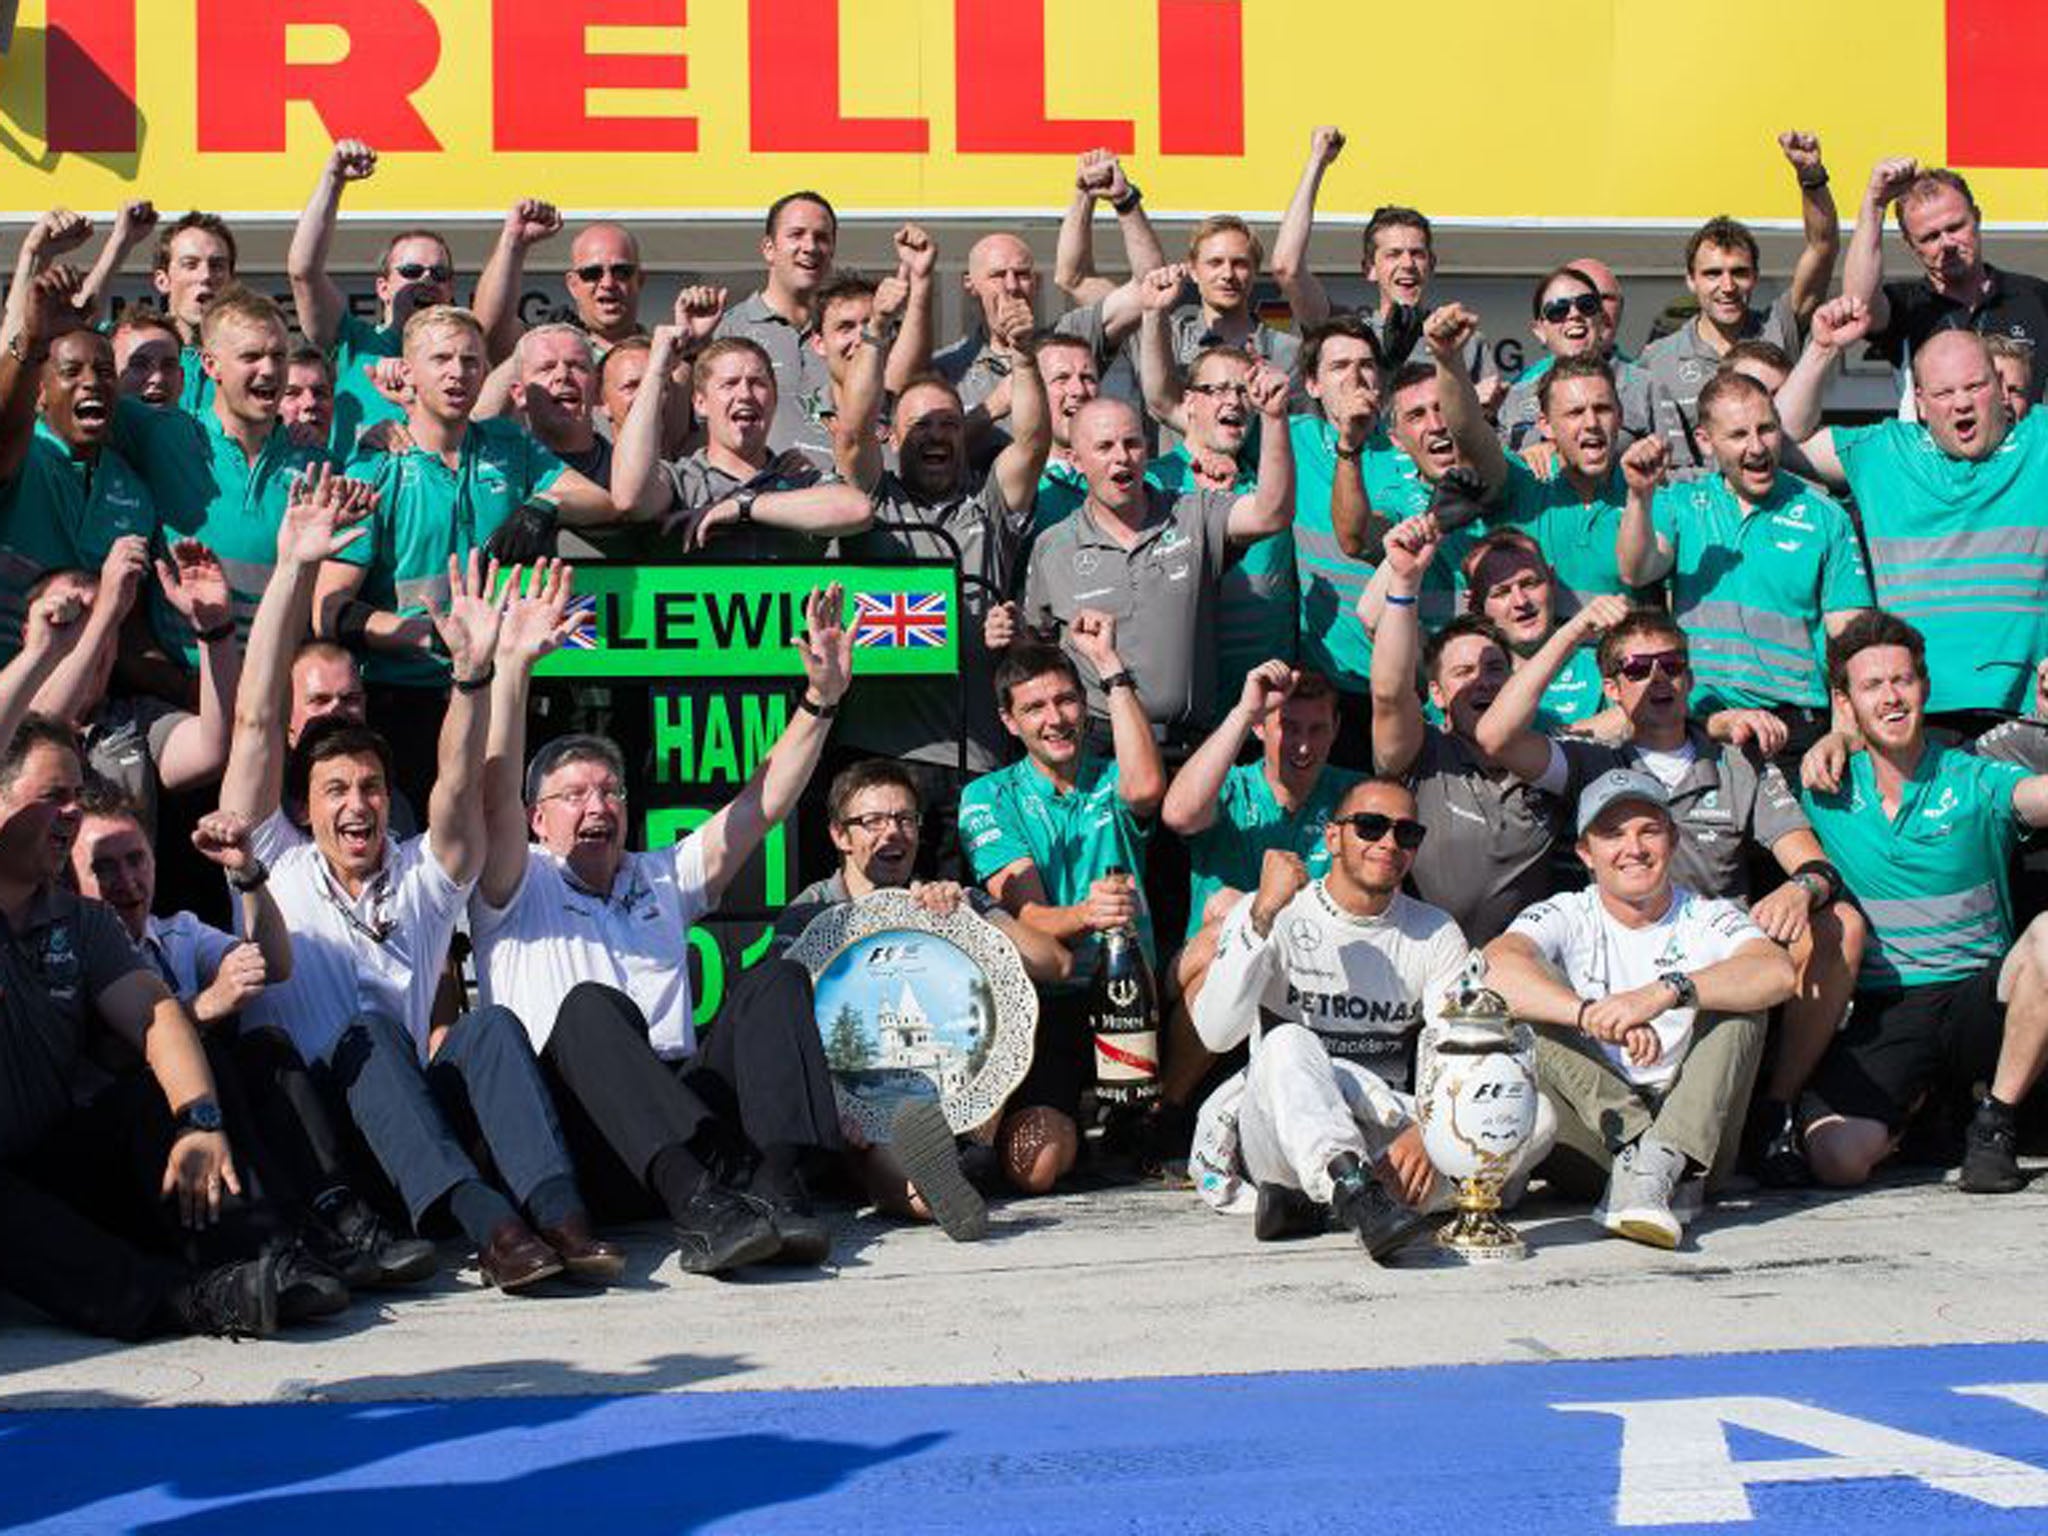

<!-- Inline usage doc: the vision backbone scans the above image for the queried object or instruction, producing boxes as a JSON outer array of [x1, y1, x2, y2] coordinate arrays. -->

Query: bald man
[[1780, 307, 2048, 722], [932, 232, 1141, 464]]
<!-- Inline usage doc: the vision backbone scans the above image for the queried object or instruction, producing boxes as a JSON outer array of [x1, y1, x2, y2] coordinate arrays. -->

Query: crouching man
[[1190, 778, 1552, 1262], [1485, 770, 1796, 1249]]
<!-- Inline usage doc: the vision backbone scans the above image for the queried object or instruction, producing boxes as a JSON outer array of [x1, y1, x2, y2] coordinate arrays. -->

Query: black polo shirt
[[1871, 265, 2048, 400]]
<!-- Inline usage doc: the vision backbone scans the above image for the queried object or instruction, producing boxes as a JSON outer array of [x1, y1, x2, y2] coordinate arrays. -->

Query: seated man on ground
[[959, 625, 1168, 1193], [472, 569, 857, 1270], [1191, 780, 1551, 1260], [773, 759, 1074, 1240], [1485, 771, 1798, 1248]]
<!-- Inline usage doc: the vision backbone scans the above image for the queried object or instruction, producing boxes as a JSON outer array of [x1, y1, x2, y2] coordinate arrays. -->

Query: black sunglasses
[[1613, 650, 1690, 683], [1336, 812, 1428, 850], [1540, 292, 1604, 324], [393, 262, 452, 283], [573, 262, 639, 284]]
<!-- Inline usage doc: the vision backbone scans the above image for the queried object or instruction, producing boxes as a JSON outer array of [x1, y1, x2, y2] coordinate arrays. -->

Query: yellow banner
[[1, 0, 2045, 221]]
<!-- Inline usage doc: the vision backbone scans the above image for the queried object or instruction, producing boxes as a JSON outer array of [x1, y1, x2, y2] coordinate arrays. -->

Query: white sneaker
[[1594, 1138, 1686, 1249]]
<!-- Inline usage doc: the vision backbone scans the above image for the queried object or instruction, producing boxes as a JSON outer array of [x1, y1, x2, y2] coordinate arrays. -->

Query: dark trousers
[[227, 1027, 377, 1214], [540, 964, 844, 1213], [0, 1073, 274, 1340], [319, 1006, 573, 1230]]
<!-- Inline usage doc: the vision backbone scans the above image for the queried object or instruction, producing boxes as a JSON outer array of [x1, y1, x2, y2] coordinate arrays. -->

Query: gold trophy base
[[1434, 1174, 1528, 1263]]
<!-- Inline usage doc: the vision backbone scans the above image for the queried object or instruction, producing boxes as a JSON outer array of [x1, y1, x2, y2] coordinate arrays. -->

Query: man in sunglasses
[[1192, 779, 1547, 1259], [1618, 370, 1872, 766], [1497, 266, 1687, 465], [1640, 133, 1839, 464], [287, 139, 458, 450], [474, 207, 650, 363], [474, 575, 856, 1270], [1475, 606, 1868, 1186], [1486, 770, 1795, 1248], [1369, 515, 1568, 945], [1779, 303, 2048, 724]]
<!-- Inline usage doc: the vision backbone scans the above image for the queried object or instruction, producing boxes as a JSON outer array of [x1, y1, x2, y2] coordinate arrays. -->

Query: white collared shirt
[[242, 811, 472, 1064], [470, 834, 710, 1059]]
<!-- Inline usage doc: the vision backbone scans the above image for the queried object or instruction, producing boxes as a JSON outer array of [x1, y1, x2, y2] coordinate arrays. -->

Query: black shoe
[[1329, 1160, 1431, 1264], [1959, 1098, 2027, 1194], [176, 1252, 282, 1340], [672, 1183, 783, 1274], [313, 1195, 439, 1290], [1755, 1113, 1812, 1190], [891, 1099, 988, 1242], [738, 1173, 834, 1266], [275, 1243, 351, 1323], [1252, 1182, 1326, 1242]]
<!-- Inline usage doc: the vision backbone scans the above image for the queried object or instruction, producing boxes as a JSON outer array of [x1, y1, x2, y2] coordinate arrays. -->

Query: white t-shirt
[[470, 833, 711, 1059], [242, 811, 472, 1064], [1195, 882, 1472, 1093], [1505, 883, 1766, 1088], [141, 911, 241, 1006]]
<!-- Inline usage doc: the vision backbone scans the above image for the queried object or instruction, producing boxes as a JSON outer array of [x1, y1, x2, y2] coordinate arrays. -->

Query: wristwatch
[[173, 1098, 224, 1136], [1101, 670, 1138, 694], [226, 856, 270, 893], [1659, 970, 1698, 1010], [731, 488, 758, 525]]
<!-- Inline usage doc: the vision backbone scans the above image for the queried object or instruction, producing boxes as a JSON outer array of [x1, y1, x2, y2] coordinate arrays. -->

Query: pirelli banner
[[3, 0, 2046, 222], [536, 561, 958, 1029]]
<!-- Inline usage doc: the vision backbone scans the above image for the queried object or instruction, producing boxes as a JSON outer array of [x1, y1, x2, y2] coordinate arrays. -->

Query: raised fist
[[1809, 295, 1871, 352], [992, 294, 1036, 352], [112, 201, 159, 247], [1308, 126, 1347, 169], [1246, 362, 1290, 419], [1777, 131, 1824, 176], [893, 223, 938, 281], [1620, 435, 1670, 494], [674, 285, 728, 343], [504, 198, 562, 250], [330, 139, 378, 182], [1138, 264, 1187, 314], [1251, 849, 1310, 934], [1867, 156, 1920, 206], [1423, 302, 1480, 362], [28, 207, 92, 258]]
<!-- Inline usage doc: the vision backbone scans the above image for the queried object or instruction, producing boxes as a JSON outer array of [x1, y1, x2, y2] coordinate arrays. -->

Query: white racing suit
[[1190, 881, 1553, 1212]]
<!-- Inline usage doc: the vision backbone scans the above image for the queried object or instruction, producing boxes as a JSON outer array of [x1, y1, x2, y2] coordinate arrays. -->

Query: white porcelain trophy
[[1416, 954, 1540, 1262]]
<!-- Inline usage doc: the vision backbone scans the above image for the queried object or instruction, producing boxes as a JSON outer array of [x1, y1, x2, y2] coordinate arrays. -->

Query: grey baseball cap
[[1576, 768, 1671, 836]]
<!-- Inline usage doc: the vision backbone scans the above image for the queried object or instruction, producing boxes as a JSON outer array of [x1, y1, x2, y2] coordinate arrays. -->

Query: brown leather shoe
[[538, 1212, 626, 1285], [478, 1219, 562, 1292]]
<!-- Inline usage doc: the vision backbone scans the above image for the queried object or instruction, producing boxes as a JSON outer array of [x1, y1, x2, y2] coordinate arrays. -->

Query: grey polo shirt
[[934, 302, 1115, 457], [715, 290, 833, 451], [1498, 356, 1692, 467], [838, 472, 1031, 770], [85, 693, 187, 836], [1022, 483, 1235, 731], [1556, 724, 1810, 901], [661, 448, 837, 562], [1166, 304, 1302, 374], [1397, 726, 1567, 946], [1639, 293, 1799, 462], [0, 885, 145, 1159]]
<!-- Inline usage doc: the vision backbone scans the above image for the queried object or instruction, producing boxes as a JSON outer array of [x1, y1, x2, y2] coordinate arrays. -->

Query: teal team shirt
[[1289, 414, 1376, 693], [1032, 459, 1088, 539], [1835, 412, 2048, 715], [1185, 760, 1362, 940], [1649, 469, 1872, 712], [1361, 440, 1477, 632], [0, 423, 157, 661], [329, 312, 407, 452], [959, 751, 1155, 984], [1493, 457, 1661, 615], [176, 346, 213, 415], [1147, 446, 1295, 718], [115, 399, 330, 664], [1801, 744, 2028, 992], [337, 418, 566, 687]]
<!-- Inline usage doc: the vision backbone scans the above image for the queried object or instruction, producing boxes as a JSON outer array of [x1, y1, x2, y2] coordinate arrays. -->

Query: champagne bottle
[[1089, 864, 1160, 1106]]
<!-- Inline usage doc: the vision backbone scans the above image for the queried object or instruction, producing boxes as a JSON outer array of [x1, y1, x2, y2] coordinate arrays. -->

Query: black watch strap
[[797, 693, 839, 719]]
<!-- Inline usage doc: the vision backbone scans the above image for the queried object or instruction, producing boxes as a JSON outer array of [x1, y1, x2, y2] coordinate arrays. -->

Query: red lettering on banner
[[196, 0, 443, 152], [1946, 0, 2048, 166], [1157, 0, 1242, 155], [47, 0, 137, 154], [954, 0, 1133, 154], [748, 0, 928, 152], [494, 0, 696, 152]]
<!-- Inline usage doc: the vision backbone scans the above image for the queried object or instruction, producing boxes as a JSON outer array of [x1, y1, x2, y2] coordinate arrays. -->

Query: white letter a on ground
[[1555, 1394, 2048, 1526]]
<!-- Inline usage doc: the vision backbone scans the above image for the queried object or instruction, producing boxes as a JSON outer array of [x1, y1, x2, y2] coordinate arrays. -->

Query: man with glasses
[[287, 139, 458, 449], [774, 759, 1075, 1241], [1485, 771, 1796, 1248], [472, 571, 855, 1269], [224, 471, 621, 1294], [1618, 371, 1872, 764], [1475, 606, 1868, 1185], [474, 204, 651, 362], [1192, 778, 1544, 1259]]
